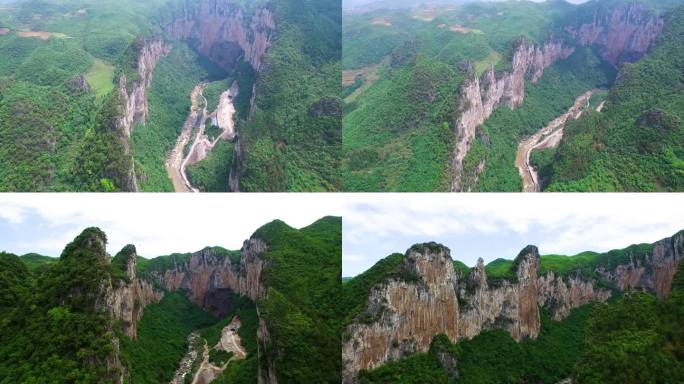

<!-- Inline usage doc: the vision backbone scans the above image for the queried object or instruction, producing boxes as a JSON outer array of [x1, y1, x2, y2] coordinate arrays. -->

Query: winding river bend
[[515, 90, 598, 192], [166, 81, 238, 193]]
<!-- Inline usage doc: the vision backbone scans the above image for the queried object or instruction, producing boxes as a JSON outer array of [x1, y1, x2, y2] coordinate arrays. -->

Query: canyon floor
[[171, 316, 246, 384], [515, 89, 597, 192], [165, 81, 238, 193]]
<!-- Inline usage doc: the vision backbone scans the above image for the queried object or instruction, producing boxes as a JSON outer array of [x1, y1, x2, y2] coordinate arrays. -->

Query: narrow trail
[[190, 317, 246, 384], [515, 90, 597, 192], [166, 81, 238, 193]]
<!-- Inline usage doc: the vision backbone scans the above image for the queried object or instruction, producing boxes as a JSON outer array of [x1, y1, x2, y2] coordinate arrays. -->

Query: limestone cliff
[[595, 231, 683, 299], [115, 39, 172, 191], [451, 39, 574, 191], [149, 238, 268, 312], [165, 0, 276, 71], [451, 2, 665, 192], [108, 245, 164, 339], [565, 2, 664, 66], [343, 232, 683, 383]]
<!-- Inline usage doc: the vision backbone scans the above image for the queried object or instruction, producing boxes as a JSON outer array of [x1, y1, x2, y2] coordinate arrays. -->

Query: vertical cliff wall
[[115, 39, 172, 191], [343, 232, 683, 383], [451, 2, 665, 192], [451, 39, 574, 192], [107, 245, 164, 339], [149, 238, 268, 310], [565, 2, 664, 66], [165, 0, 276, 72]]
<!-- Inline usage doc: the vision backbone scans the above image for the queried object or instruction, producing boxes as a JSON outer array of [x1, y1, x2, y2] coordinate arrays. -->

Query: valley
[[166, 81, 238, 193], [0, 216, 343, 383], [342, 0, 684, 192], [516, 89, 597, 192], [0, 0, 341, 192]]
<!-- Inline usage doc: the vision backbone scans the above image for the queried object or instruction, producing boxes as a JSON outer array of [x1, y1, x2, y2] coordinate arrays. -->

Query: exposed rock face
[[565, 2, 664, 66], [108, 245, 164, 339], [457, 247, 540, 342], [117, 39, 172, 139], [537, 272, 611, 320], [166, 0, 276, 71], [343, 232, 683, 383], [595, 231, 683, 299], [68, 75, 91, 94], [115, 39, 171, 191], [342, 244, 460, 382], [151, 238, 268, 310], [451, 39, 574, 191]]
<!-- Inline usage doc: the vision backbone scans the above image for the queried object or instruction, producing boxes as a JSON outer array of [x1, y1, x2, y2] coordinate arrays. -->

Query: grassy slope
[[546, 5, 684, 191], [85, 58, 115, 98]]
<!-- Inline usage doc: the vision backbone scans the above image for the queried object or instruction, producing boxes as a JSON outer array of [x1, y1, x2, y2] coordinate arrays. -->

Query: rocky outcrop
[[595, 231, 683, 299], [342, 244, 460, 381], [151, 238, 268, 312], [117, 39, 172, 139], [343, 232, 683, 383], [565, 2, 664, 66], [68, 75, 91, 94], [537, 272, 611, 320], [165, 0, 275, 71], [451, 39, 574, 191], [108, 245, 164, 339], [115, 39, 171, 191], [456, 247, 540, 342]]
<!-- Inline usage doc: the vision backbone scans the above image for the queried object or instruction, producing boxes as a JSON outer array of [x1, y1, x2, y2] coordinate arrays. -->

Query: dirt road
[[190, 317, 246, 384], [166, 81, 238, 193], [515, 90, 596, 192], [166, 83, 207, 192]]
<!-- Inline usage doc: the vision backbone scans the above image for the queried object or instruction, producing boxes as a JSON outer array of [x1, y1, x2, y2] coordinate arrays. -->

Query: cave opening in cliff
[[203, 288, 240, 318]]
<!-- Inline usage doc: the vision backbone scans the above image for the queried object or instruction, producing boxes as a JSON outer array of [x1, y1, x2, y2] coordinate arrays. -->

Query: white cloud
[[0, 194, 344, 258], [343, 194, 684, 275]]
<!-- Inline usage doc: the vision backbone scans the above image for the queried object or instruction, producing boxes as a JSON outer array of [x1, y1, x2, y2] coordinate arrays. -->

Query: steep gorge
[[451, 39, 575, 191], [114, 0, 276, 191], [450, 2, 665, 192], [342, 231, 683, 383]]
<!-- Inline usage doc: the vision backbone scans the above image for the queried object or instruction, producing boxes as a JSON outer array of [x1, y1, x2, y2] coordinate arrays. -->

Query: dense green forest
[[237, 0, 342, 191], [0, 0, 170, 192], [253, 216, 342, 382], [0, 228, 127, 383]]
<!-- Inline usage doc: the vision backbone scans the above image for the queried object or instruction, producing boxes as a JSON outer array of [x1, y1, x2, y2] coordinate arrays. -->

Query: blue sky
[[343, 194, 684, 277], [0, 194, 343, 259]]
